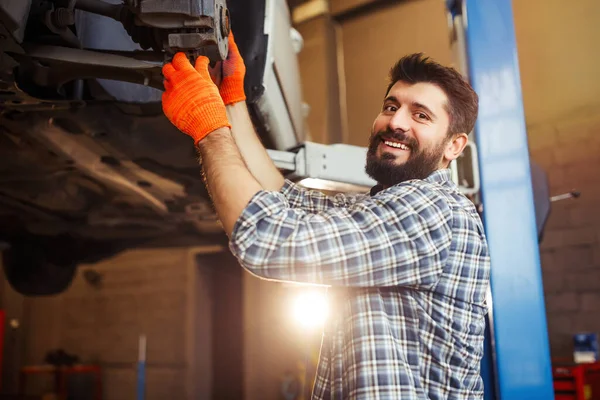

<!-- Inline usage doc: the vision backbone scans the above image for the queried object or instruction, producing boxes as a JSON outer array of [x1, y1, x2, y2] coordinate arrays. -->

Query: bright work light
[[293, 290, 329, 329]]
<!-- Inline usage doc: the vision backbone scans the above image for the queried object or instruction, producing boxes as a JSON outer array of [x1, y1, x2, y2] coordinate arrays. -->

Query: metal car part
[[236, 0, 306, 151], [449, 141, 480, 195], [74, 0, 230, 60], [267, 141, 482, 195], [268, 142, 374, 190], [1, 43, 164, 112], [17, 43, 164, 90], [43, 0, 81, 48], [1, 0, 231, 112], [31, 118, 186, 214], [74, 0, 124, 21], [0, 1, 32, 43], [0, 116, 221, 234], [0, 76, 79, 112]]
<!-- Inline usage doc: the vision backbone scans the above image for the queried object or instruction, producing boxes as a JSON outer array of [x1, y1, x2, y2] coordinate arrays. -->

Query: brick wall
[[528, 109, 600, 358], [20, 245, 229, 400], [13, 242, 310, 400], [2, 239, 310, 400]]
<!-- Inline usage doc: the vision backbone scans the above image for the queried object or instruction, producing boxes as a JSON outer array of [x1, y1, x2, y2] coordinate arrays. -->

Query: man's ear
[[444, 133, 469, 163]]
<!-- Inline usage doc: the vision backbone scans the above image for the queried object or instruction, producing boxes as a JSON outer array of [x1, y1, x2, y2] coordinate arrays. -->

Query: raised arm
[[213, 33, 284, 192], [226, 102, 285, 191], [219, 33, 357, 212]]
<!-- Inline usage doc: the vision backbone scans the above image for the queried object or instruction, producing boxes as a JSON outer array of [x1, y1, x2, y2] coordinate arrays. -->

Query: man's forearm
[[197, 127, 262, 236], [226, 102, 285, 191]]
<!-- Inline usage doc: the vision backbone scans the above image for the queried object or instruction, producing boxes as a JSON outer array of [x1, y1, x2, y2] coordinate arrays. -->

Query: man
[[161, 33, 491, 399]]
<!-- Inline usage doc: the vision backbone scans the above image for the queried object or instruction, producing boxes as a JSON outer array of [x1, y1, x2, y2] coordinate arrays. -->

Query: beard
[[365, 129, 447, 187]]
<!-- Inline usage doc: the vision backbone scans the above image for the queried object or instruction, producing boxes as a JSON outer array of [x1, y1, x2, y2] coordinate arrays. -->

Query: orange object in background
[[553, 361, 600, 400]]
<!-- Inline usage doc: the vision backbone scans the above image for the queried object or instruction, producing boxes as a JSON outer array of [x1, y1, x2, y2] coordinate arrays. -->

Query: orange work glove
[[219, 32, 247, 105], [162, 53, 231, 144]]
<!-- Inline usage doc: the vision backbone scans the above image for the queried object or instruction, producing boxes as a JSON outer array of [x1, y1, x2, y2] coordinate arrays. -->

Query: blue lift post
[[461, 0, 555, 398]]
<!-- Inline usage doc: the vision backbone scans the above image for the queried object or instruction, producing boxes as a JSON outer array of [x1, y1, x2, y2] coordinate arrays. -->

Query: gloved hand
[[218, 32, 247, 105], [162, 53, 231, 144]]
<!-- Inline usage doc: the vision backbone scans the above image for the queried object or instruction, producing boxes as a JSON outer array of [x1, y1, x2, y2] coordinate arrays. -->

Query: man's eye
[[384, 105, 397, 112], [416, 112, 429, 120]]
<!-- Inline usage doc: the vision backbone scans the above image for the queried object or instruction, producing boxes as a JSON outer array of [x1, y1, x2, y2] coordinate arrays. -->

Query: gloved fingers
[[228, 31, 239, 53], [163, 80, 173, 92], [208, 61, 223, 86], [172, 52, 194, 71], [194, 56, 211, 76], [162, 63, 176, 79], [222, 60, 236, 77], [227, 32, 242, 62]]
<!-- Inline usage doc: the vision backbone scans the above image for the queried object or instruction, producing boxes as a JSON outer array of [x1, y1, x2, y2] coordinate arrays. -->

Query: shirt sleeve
[[279, 179, 362, 213], [229, 183, 453, 288]]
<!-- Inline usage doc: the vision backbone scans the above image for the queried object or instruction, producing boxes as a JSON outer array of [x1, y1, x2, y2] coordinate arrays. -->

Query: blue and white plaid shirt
[[229, 169, 491, 400]]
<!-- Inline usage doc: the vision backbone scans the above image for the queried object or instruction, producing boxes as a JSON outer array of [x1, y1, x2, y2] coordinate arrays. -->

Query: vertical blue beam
[[463, 0, 554, 399], [138, 335, 146, 400]]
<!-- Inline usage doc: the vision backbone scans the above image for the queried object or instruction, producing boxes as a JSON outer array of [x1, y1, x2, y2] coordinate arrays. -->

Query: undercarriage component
[[73, 0, 230, 61], [0, 0, 231, 109], [74, 0, 124, 21], [34, 117, 187, 214], [0, 0, 301, 298], [0, 114, 221, 235], [2, 234, 78, 296], [267, 141, 482, 195], [44, 0, 80, 48], [0, 1, 31, 43], [268, 142, 376, 192], [17, 43, 164, 91]]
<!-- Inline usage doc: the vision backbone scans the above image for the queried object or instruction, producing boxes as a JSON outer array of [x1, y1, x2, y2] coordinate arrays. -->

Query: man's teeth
[[384, 140, 409, 150]]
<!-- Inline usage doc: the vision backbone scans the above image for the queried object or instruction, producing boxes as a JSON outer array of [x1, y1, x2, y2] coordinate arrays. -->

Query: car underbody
[[0, 0, 304, 295]]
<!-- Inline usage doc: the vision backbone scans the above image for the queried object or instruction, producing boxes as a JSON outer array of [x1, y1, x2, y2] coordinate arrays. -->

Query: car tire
[[2, 235, 78, 296]]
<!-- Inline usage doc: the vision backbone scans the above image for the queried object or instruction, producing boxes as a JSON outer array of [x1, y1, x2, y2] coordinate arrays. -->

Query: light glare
[[293, 291, 329, 329]]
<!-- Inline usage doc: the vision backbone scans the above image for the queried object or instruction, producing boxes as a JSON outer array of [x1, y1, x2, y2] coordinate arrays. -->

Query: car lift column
[[461, 0, 554, 399]]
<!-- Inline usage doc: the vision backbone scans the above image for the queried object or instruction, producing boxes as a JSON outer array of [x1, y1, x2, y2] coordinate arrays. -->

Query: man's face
[[365, 81, 452, 187]]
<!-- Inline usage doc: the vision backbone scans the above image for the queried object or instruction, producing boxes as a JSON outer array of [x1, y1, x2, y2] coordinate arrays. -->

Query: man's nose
[[388, 109, 411, 132]]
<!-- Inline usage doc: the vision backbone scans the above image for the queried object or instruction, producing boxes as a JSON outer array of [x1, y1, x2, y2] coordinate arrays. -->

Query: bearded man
[[161, 33, 491, 399]]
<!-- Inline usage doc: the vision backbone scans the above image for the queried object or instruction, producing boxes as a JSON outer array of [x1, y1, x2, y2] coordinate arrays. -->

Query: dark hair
[[386, 53, 479, 136]]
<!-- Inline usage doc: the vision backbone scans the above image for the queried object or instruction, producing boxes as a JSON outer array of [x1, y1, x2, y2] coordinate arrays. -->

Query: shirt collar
[[424, 168, 452, 184], [369, 168, 452, 196]]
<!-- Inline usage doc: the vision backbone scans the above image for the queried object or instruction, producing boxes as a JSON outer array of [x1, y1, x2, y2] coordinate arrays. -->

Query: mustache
[[372, 129, 418, 149]]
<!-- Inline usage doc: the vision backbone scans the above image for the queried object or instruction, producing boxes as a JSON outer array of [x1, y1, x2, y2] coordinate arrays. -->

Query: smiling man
[[162, 34, 491, 400]]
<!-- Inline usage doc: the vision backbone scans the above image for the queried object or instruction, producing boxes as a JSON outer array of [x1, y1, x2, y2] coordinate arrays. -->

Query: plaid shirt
[[229, 169, 490, 400]]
